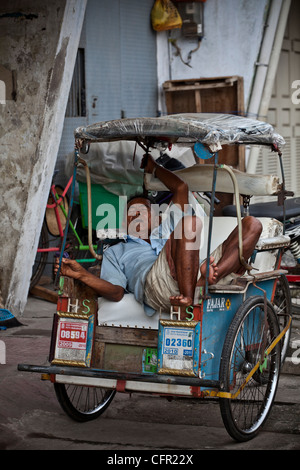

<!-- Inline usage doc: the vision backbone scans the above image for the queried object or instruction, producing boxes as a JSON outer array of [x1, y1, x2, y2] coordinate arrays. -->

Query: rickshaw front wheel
[[54, 383, 116, 422], [219, 296, 281, 442]]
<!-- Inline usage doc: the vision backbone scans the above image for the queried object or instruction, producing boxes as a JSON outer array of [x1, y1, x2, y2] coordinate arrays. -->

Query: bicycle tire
[[54, 383, 116, 422], [30, 222, 49, 289], [219, 296, 281, 442], [272, 274, 292, 364]]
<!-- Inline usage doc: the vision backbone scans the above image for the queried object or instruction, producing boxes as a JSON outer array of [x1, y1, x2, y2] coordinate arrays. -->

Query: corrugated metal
[[85, 0, 157, 120], [56, 0, 157, 182], [119, 0, 158, 118]]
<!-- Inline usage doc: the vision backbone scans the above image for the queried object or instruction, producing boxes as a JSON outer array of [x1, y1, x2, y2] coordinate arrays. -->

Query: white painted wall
[[157, 0, 269, 115]]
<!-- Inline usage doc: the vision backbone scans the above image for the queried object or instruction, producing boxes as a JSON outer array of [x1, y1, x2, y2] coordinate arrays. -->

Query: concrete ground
[[0, 285, 300, 451]]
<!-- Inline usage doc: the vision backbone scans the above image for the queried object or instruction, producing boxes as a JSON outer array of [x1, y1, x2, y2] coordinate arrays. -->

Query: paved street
[[0, 289, 300, 451]]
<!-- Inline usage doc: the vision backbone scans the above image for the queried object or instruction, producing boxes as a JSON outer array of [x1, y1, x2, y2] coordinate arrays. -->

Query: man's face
[[127, 198, 152, 239]]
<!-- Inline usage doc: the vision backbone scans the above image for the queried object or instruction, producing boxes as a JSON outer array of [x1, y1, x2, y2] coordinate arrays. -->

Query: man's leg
[[169, 215, 201, 307], [166, 215, 218, 312], [207, 216, 262, 283], [165, 215, 261, 319]]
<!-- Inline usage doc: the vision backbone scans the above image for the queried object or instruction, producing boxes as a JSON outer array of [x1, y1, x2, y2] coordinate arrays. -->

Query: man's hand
[[140, 153, 157, 174], [54, 258, 86, 281], [142, 151, 188, 211], [54, 258, 125, 302]]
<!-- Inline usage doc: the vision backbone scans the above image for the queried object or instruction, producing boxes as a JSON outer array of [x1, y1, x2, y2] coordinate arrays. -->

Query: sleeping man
[[54, 154, 262, 319]]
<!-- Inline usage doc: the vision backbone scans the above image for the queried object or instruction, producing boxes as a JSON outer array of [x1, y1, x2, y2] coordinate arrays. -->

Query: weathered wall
[[0, 0, 86, 316], [157, 0, 269, 114]]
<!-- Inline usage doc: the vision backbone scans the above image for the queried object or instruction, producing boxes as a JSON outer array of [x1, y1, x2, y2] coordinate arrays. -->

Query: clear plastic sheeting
[[75, 113, 285, 153], [69, 140, 145, 196], [65, 140, 195, 197]]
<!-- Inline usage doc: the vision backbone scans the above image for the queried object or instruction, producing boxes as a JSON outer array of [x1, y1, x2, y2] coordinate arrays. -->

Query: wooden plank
[[92, 342, 157, 374], [103, 344, 145, 373], [95, 325, 158, 347], [195, 89, 201, 112], [93, 325, 159, 372], [163, 76, 239, 89], [29, 285, 58, 304], [163, 81, 235, 92]]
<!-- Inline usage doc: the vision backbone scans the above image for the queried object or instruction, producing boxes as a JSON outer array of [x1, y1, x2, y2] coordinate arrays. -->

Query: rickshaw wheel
[[30, 222, 49, 289], [273, 274, 292, 364], [54, 383, 116, 422], [219, 296, 281, 442]]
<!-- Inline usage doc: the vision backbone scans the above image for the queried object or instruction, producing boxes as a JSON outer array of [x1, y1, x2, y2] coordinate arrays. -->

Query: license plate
[[158, 321, 200, 376], [163, 327, 194, 357], [57, 319, 88, 350]]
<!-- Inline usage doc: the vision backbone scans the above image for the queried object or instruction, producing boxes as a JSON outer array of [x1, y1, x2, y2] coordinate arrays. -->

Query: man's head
[[127, 195, 158, 240]]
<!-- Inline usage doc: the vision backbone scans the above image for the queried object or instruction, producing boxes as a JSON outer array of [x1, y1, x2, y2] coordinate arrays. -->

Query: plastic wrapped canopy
[[69, 114, 284, 198], [65, 140, 195, 197], [75, 113, 285, 153]]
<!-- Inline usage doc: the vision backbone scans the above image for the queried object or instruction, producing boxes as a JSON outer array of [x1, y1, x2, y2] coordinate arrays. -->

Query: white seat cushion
[[98, 294, 169, 329]]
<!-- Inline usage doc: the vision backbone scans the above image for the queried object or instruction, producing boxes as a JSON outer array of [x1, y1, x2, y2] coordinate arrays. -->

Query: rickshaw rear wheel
[[54, 383, 116, 422], [219, 296, 281, 442]]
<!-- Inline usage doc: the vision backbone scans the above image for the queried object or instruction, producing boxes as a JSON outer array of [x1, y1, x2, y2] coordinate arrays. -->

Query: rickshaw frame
[[19, 113, 292, 442]]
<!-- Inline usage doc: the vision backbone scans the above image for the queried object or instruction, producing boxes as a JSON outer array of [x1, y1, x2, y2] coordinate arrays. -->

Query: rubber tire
[[272, 275, 292, 364], [30, 222, 49, 289], [219, 296, 281, 442], [54, 383, 116, 422]]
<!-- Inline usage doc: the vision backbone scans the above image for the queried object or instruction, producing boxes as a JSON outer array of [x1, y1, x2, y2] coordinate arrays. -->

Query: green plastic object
[[78, 182, 126, 231]]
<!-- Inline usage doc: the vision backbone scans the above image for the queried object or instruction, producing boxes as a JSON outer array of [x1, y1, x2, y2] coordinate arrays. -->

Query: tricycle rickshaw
[[19, 113, 292, 442]]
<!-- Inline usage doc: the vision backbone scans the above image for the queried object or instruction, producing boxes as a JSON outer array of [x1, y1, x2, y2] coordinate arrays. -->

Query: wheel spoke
[[54, 383, 116, 421], [220, 296, 281, 441]]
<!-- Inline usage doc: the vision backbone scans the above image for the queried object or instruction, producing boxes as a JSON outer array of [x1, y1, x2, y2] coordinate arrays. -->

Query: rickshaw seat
[[97, 216, 287, 328], [98, 294, 169, 330]]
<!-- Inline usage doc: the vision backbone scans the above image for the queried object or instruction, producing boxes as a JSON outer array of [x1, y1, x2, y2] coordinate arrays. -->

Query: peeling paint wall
[[0, 0, 86, 316]]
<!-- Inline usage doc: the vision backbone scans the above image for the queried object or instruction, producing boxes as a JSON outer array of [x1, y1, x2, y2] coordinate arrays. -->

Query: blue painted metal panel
[[200, 278, 276, 383], [201, 293, 242, 382]]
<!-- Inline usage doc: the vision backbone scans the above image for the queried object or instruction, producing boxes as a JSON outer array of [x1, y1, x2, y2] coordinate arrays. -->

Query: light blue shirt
[[100, 237, 157, 315], [100, 202, 193, 315]]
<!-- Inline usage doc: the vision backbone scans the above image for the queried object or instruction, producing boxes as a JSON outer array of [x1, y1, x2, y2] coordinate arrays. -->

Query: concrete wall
[[0, 0, 86, 316]]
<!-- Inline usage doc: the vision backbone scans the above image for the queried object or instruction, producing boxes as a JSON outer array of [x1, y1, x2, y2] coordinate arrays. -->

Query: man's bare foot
[[170, 294, 193, 307], [198, 256, 218, 286], [170, 294, 193, 320]]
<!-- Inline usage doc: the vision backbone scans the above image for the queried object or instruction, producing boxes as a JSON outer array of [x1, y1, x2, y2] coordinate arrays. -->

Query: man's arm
[[55, 259, 125, 302], [142, 154, 189, 210]]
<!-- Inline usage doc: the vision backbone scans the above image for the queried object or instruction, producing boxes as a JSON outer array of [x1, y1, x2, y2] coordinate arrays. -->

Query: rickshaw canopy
[[75, 113, 285, 152], [71, 114, 285, 198]]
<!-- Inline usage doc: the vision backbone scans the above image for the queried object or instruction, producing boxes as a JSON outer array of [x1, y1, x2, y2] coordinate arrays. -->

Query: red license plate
[[57, 320, 88, 350]]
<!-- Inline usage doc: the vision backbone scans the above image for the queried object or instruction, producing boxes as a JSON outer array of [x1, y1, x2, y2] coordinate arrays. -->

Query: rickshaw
[[19, 113, 292, 443]]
